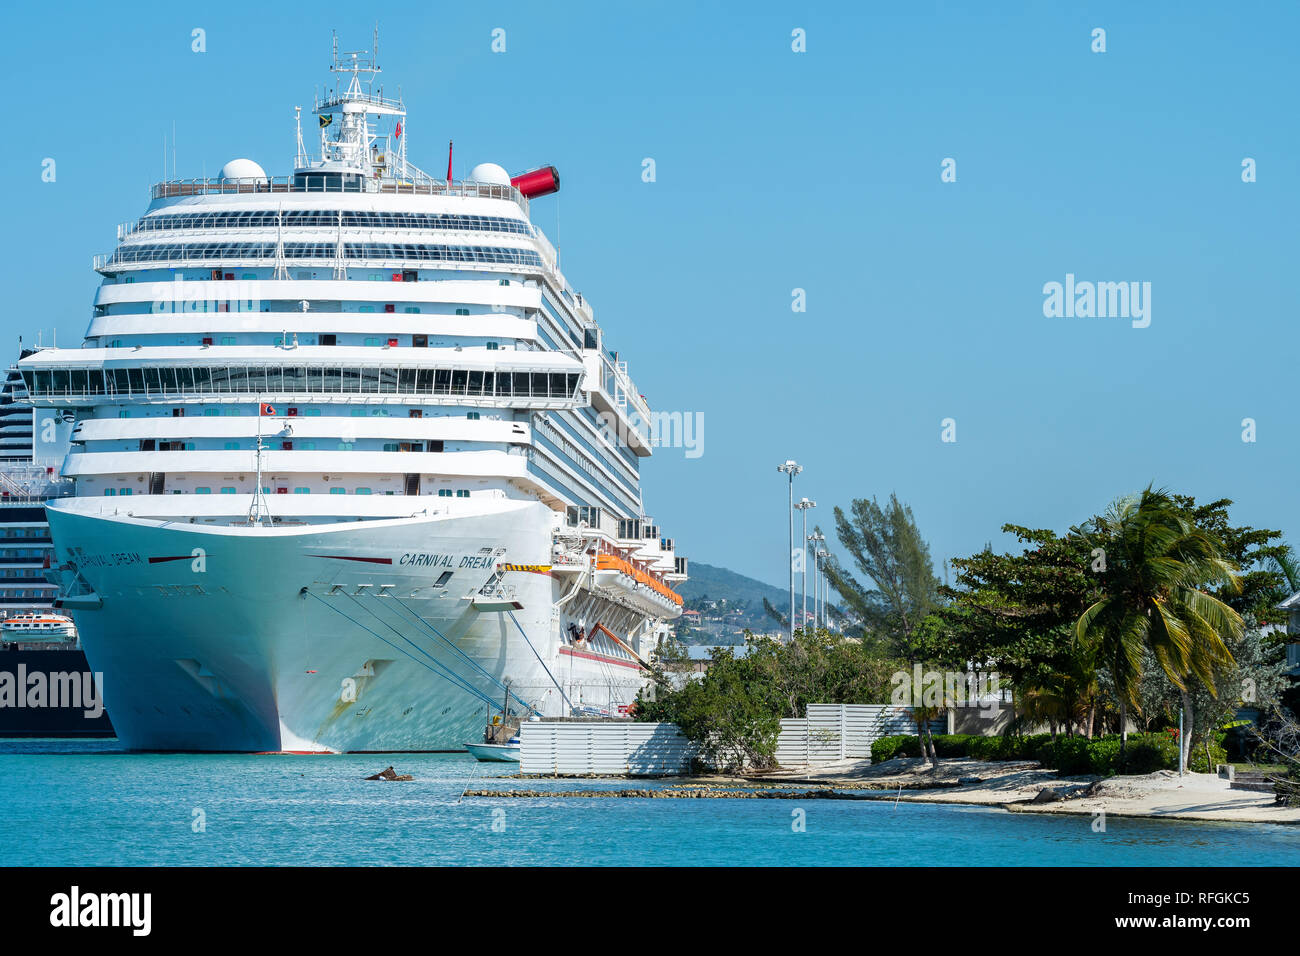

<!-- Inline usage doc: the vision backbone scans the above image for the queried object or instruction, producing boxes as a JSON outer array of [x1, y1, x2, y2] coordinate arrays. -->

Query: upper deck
[[150, 176, 531, 217]]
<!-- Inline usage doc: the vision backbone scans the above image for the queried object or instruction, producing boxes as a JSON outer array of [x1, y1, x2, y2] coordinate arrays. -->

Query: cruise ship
[[0, 352, 114, 737], [18, 39, 686, 752]]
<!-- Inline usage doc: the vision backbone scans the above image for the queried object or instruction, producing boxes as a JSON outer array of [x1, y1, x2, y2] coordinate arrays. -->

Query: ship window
[[455, 308, 469, 316], [224, 442, 239, 450], [486, 342, 499, 350], [204, 408, 220, 416], [220, 487, 236, 494], [466, 411, 480, 420], [456, 489, 470, 498], [294, 487, 310, 494], [103, 488, 115, 496], [337, 442, 354, 450], [360, 306, 375, 314], [329, 487, 345, 495], [221, 336, 236, 346], [223, 408, 240, 416], [405, 307, 419, 314], [355, 487, 371, 495], [438, 489, 452, 497], [383, 443, 398, 452], [195, 487, 211, 494], [300, 441, 316, 450], [434, 571, 453, 587], [364, 337, 379, 346], [120, 488, 132, 496], [305, 408, 321, 416], [118, 409, 131, 418], [184, 442, 196, 450]]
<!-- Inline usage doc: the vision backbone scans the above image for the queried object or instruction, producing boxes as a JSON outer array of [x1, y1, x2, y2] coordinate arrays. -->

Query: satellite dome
[[466, 162, 510, 186], [219, 158, 267, 181]]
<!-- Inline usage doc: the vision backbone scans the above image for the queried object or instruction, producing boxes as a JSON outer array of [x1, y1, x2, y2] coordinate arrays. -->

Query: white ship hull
[[47, 500, 649, 752]]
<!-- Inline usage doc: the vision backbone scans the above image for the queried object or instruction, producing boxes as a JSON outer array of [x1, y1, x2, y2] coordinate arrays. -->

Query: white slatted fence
[[519, 721, 697, 775], [776, 704, 945, 767]]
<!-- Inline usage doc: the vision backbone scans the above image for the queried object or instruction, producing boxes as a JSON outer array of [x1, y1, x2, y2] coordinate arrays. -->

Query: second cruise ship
[[19, 38, 686, 752]]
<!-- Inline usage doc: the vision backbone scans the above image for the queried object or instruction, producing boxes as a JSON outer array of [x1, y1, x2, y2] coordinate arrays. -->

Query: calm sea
[[1, 740, 1296, 866]]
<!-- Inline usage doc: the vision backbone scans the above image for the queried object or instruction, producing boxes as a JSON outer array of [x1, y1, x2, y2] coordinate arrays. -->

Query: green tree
[[823, 494, 943, 762], [1074, 487, 1243, 767], [637, 632, 906, 771], [823, 494, 942, 653]]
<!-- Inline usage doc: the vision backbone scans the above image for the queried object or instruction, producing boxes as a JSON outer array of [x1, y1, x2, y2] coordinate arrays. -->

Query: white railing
[[149, 177, 529, 215]]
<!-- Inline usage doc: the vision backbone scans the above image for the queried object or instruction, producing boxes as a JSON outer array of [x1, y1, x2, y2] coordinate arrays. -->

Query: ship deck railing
[[150, 177, 529, 214]]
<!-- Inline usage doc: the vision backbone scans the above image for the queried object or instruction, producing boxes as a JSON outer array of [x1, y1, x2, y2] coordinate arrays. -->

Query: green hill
[[679, 561, 790, 611]]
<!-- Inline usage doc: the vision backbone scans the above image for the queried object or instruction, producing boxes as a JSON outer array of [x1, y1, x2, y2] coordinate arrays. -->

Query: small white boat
[[465, 738, 521, 762]]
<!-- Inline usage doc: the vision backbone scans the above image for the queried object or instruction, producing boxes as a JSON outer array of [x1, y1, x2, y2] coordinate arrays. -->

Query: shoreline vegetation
[[633, 487, 1300, 814]]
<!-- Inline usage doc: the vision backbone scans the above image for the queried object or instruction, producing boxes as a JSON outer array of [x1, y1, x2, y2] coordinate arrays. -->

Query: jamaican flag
[[319, 114, 332, 128]]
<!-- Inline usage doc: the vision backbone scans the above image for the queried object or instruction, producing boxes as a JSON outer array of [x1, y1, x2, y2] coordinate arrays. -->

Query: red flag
[[260, 403, 276, 416], [394, 121, 402, 140], [446, 140, 453, 182]]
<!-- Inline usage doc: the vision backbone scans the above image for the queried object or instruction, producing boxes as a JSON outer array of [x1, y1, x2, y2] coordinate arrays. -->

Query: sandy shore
[[748, 757, 1300, 825]]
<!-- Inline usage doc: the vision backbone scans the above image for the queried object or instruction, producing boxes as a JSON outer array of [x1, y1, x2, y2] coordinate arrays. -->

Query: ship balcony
[[581, 352, 652, 458]]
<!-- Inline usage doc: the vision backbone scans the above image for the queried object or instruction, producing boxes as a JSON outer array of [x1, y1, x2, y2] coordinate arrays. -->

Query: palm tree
[[1013, 659, 1100, 740], [1074, 487, 1243, 769], [1269, 543, 1300, 595]]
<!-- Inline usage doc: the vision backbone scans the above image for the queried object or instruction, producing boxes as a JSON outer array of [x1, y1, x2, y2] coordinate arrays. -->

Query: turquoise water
[[1, 740, 1297, 866]]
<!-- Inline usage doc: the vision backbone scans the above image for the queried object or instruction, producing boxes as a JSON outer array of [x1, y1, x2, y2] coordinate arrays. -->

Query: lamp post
[[807, 531, 825, 632], [794, 498, 815, 634], [816, 548, 830, 629], [776, 460, 802, 641]]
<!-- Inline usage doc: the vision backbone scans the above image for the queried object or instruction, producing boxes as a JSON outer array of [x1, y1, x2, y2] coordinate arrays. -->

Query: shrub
[[868, 730, 1225, 775], [871, 735, 921, 763]]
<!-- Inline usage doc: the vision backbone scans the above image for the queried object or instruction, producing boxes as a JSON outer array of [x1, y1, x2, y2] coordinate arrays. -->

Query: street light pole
[[807, 530, 825, 632], [776, 460, 802, 641], [794, 498, 815, 634], [816, 549, 830, 629]]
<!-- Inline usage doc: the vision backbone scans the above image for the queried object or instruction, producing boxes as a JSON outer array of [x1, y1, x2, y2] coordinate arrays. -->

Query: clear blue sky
[[4, 2, 1296, 592]]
